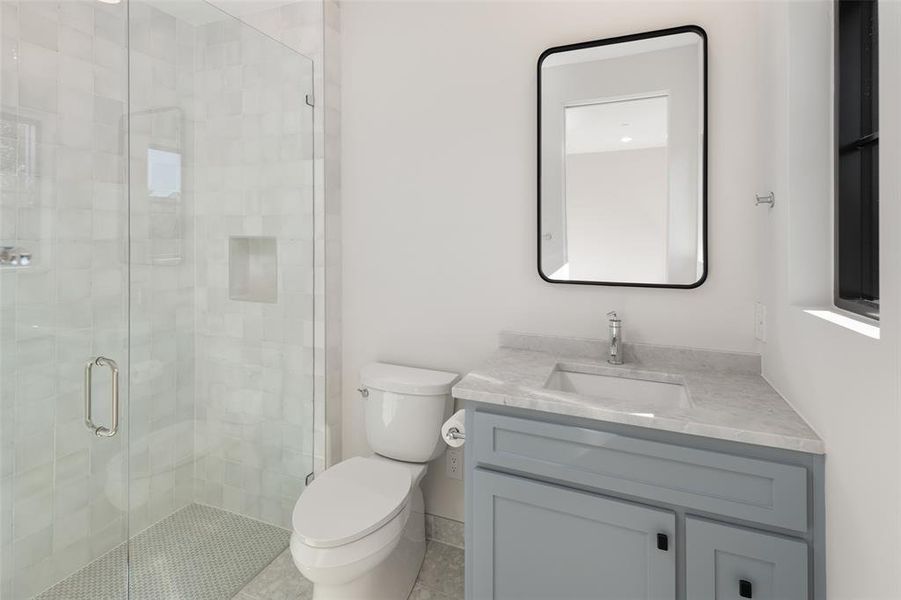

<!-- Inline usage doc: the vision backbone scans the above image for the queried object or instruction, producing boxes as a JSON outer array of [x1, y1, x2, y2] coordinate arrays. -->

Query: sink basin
[[543, 365, 691, 409]]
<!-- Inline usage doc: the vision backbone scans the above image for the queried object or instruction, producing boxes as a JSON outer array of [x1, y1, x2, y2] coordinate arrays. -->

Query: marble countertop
[[452, 332, 824, 454]]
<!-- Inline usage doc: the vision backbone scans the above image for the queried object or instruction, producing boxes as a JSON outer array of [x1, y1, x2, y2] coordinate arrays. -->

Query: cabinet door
[[685, 518, 808, 599], [470, 468, 675, 600]]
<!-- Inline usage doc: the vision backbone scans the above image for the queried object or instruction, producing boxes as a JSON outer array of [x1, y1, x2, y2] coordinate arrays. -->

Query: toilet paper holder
[[444, 427, 465, 441], [442, 408, 466, 447]]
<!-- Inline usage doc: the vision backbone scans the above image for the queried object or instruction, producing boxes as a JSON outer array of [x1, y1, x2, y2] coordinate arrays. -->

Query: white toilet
[[289, 362, 459, 600]]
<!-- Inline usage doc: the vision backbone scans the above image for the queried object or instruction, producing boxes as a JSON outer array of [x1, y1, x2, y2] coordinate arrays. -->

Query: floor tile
[[237, 549, 313, 600], [235, 540, 465, 600], [413, 541, 465, 598], [35, 504, 289, 600], [37, 509, 465, 600], [408, 581, 457, 600]]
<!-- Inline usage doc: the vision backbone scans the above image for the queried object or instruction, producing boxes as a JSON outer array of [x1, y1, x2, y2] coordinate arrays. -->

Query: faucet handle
[[607, 311, 620, 322]]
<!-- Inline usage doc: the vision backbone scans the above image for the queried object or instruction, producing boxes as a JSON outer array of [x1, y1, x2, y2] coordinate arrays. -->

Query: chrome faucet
[[607, 311, 623, 365]]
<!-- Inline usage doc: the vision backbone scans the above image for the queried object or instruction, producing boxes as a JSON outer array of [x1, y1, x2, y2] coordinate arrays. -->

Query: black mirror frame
[[537, 24, 709, 289]]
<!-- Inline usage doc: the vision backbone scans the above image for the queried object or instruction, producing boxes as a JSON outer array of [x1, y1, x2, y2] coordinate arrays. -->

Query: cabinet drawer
[[686, 517, 808, 599], [472, 411, 808, 531]]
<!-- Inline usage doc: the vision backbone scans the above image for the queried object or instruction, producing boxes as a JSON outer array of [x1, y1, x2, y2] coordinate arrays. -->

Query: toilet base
[[311, 528, 425, 600], [299, 486, 427, 600]]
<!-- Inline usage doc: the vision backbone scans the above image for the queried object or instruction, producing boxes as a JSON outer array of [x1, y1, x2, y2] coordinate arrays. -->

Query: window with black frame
[[836, 0, 879, 320]]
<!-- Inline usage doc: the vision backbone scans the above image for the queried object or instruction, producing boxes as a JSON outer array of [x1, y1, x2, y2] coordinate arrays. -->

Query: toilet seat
[[290, 502, 411, 585], [293, 456, 413, 549]]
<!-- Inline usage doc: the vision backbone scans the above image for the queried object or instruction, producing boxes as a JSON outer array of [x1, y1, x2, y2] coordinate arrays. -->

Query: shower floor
[[34, 504, 289, 600]]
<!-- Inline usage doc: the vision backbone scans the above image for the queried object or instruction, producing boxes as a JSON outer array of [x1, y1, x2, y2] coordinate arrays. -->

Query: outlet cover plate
[[755, 302, 767, 342], [445, 447, 463, 480]]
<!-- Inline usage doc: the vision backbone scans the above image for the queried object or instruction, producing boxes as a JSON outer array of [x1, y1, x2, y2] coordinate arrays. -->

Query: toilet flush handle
[[357, 386, 369, 398]]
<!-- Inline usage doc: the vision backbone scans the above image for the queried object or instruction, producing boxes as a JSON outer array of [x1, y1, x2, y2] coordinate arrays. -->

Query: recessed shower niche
[[229, 236, 279, 303]]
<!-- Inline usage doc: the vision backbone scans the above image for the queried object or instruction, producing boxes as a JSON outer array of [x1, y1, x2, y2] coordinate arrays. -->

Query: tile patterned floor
[[32, 502, 464, 600], [234, 540, 465, 600], [408, 541, 465, 600], [35, 504, 290, 600]]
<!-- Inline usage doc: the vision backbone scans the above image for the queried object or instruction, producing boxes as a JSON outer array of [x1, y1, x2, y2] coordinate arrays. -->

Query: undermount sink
[[543, 364, 691, 410]]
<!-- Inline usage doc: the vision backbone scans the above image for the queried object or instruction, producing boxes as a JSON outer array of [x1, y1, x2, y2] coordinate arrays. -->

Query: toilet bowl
[[290, 456, 427, 599], [290, 363, 459, 600]]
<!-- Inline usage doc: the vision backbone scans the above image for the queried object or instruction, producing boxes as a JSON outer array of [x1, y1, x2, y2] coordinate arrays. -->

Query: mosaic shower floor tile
[[35, 504, 289, 600]]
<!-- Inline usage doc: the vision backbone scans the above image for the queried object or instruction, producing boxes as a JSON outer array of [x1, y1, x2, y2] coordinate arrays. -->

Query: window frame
[[834, 0, 880, 321]]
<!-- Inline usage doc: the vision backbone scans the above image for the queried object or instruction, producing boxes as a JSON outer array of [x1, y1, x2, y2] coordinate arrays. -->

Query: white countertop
[[452, 332, 824, 455]]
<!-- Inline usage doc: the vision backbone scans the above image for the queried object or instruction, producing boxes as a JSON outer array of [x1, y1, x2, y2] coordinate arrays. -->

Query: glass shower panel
[[1, 0, 315, 597], [1, 1, 131, 598], [127, 1, 315, 597]]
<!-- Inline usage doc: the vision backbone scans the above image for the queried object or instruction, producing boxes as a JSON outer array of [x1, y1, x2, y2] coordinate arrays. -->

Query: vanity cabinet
[[465, 408, 825, 600], [685, 518, 808, 599], [471, 468, 676, 600]]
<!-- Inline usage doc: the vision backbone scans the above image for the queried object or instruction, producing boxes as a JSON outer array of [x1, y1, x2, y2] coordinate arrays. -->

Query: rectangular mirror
[[538, 26, 707, 288]]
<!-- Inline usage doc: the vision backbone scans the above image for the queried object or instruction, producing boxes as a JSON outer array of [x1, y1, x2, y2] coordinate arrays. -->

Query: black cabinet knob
[[656, 533, 668, 551], [739, 579, 753, 598]]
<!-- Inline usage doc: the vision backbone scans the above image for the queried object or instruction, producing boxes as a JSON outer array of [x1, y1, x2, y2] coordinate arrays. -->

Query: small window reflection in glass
[[147, 147, 182, 199]]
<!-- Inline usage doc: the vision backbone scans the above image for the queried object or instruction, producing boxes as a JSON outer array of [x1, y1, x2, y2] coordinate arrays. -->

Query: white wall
[[757, 2, 901, 597], [565, 148, 668, 282], [342, 2, 901, 594], [342, 0, 763, 521]]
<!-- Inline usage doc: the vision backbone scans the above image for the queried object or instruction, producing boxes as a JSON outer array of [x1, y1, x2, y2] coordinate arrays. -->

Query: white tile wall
[[190, 13, 315, 526], [126, 0, 197, 537], [212, 0, 342, 474], [1, 2, 132, 596], [1, 0, 326, 595]]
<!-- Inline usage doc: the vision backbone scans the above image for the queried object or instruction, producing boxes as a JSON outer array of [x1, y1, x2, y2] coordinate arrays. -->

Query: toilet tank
[[360, 363, 460, 463]]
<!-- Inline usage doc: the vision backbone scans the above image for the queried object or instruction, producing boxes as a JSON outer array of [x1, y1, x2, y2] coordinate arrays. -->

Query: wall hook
[[755, 192, 775, 207]]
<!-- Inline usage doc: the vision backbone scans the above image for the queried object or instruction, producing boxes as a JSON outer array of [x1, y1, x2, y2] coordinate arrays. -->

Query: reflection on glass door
[[1, 0, 316, 597], [1, 0, 131, 597], [126, 1, 316, 598]]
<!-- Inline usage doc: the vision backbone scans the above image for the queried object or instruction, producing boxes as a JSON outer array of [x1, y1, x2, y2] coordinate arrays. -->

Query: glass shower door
[[1, 0, 131, 598], [126, 1, 316, 598], [1, 0, 316, 596]]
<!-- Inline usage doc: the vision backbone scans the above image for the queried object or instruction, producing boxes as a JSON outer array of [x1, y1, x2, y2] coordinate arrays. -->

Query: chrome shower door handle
[[84, 356, 119, 438]]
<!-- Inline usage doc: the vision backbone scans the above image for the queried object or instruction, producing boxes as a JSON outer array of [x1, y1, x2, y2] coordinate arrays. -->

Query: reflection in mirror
[[563, 96, 669, 282], [539, 27, 706, 287]]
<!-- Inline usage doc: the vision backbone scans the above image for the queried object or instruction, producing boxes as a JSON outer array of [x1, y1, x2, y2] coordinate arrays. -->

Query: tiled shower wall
[[1, 0, 327, 596], [127, 0, 198, 536], [0, 1, 198, 596], [215, 0, 342, 472], [190, 15, 316, 527]]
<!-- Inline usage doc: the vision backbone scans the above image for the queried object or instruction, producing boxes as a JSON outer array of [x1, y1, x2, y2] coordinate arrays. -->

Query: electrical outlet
[[755, 302, 767, 342], [445, 447, 463, 480]]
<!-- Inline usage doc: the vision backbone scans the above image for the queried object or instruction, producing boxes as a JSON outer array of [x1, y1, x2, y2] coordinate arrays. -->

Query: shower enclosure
[[0, 0, 316, 597]]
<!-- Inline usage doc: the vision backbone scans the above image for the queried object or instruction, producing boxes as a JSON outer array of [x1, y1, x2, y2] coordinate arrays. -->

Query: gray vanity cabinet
[[465, 407, 825, 599], [685, 518, 808, 600], [471, 468, 676, 600]]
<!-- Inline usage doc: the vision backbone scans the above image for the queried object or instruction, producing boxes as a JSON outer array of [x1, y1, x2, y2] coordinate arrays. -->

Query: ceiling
[[565, 95, 668, 154]]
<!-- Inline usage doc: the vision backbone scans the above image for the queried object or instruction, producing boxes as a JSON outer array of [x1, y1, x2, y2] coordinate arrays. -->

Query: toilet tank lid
[[360, 363, 460, 395]]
